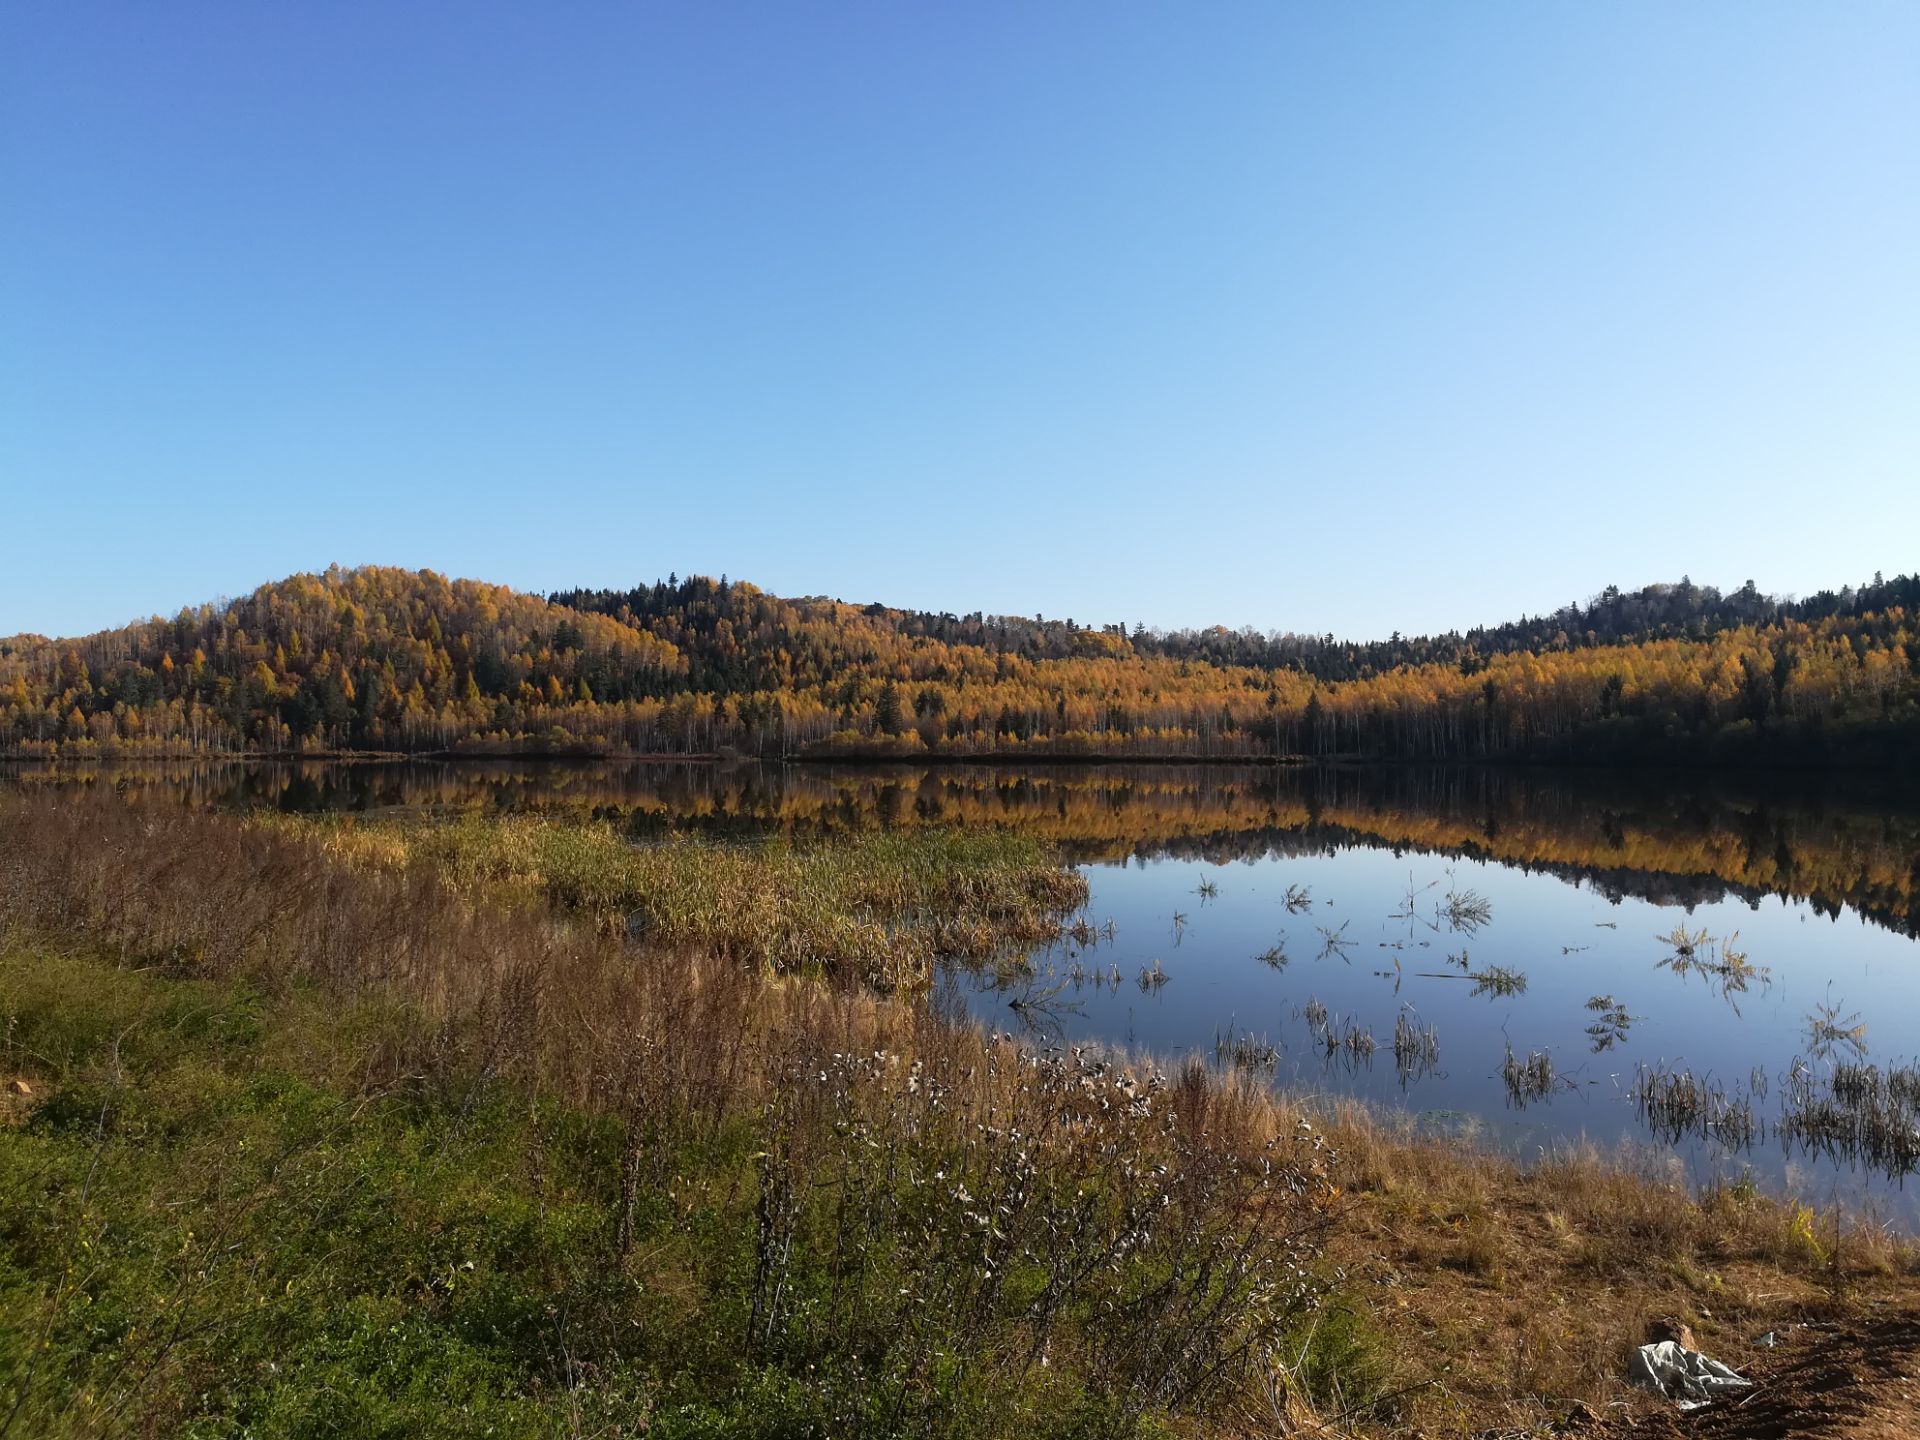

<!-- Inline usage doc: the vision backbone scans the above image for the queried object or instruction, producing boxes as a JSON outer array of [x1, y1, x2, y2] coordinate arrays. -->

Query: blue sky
[[4, 3, 1916, 641]]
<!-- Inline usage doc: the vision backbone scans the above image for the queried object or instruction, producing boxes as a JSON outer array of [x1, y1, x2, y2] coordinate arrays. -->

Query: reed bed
[[1631, 1063, 1758, 1149], [1780, 1058, 1920, 1178], [262, 812, 1089, 990], [1215, 1025, 1280, 1076]]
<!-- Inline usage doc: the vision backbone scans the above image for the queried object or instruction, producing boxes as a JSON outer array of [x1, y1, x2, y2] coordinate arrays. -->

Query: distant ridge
[[4, 565, 1916, 768]]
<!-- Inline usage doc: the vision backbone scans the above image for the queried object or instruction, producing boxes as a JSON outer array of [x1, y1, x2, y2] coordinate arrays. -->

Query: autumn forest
[[3, 565, 1917, 768]]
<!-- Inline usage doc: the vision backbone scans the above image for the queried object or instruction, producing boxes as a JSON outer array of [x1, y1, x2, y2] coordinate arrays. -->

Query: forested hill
[[555, 571, 1920, 686], [3, 565, 1916, 768]]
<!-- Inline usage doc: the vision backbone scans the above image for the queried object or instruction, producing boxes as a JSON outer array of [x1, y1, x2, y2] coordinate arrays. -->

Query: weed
[[1391, 1010, 1440, 1087], [1584, 995, 1635, 1052], [0, 790, 1343, 1439], [1500, 1045, 1557, 1107], [1468, 965, 1527, 999]]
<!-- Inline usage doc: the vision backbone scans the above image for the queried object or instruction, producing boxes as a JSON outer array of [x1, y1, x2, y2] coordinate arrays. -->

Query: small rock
[[1648, 1318, 1698, 1352], [1556, 1400, 1601, 1430]]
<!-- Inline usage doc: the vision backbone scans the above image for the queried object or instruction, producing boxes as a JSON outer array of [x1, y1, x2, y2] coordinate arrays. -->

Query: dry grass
[[3, 788, 1915, 1437], [1303, 1105, 1920, 1433], [260, 811, 1088, 990], [0, 790, 1342, 1436]]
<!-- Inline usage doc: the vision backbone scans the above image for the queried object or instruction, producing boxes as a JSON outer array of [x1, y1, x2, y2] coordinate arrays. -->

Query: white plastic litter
[[1626, 1340, 1753, 1410]]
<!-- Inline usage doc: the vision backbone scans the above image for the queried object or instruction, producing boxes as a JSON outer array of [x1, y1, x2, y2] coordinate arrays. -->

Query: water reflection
[[11, 757, 1917, 936], [8, 756, 1920, 1208]]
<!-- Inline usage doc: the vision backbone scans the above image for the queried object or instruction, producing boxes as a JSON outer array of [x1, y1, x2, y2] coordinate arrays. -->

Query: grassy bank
[[2, 791, 1915, 1438], [0, 793, 1335, 1439], [0, 941, 1349, 1439]]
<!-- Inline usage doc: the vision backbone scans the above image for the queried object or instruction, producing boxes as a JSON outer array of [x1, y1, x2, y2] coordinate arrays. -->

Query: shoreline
[[5, 747, 1917, 782], [3, 786, 1917, 1434]]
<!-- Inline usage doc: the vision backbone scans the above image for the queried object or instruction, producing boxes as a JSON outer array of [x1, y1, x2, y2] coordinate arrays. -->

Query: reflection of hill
[[10, 759, 1919, 936]]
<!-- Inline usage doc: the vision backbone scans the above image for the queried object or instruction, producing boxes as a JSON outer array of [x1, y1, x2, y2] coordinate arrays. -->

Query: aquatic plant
[[1500, 1045, 1558, 1107], [1391, 873, 1441, 930], [1468, 965, 1528, 999], [1655, 922, 1711, 958], [1216, 1026, 1280, 1076], [1392, 1008, 1440, 1086], [1584, 995, 1635, 1052], [1063, 915, 1112, 949], [1779, 1058, 1920, 1180], [1805, 997, 1869, 1061], [1631, 1064, 1756, 1149], [1439, 878, 1493, 935], [1656, 925, 1770, 1009], [1315, 921, 1355, 964]]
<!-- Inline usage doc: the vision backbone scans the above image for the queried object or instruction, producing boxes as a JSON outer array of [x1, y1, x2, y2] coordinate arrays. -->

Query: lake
[[12, 757, 1920, 1215]]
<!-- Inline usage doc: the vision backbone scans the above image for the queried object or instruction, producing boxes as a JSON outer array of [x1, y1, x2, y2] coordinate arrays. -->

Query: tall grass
[[4, 789, 1915, 1437], [0, 791, 1335, 1438], [262, 813, 1088, 990]]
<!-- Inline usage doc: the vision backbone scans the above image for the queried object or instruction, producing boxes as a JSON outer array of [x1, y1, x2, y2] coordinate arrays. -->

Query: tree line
[[4, 565, 1916, 768]]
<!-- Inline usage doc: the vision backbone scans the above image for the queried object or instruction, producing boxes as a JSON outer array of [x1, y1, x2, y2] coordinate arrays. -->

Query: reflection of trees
[[12, 757, 1920, 935]]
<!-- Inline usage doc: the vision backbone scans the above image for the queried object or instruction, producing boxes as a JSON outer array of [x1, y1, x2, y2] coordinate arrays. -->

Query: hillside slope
[[3, 566, 1916, 766]]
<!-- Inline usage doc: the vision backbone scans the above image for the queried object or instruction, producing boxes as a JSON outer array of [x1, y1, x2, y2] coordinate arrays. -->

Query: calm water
[[13, 757, 1920, 1212]]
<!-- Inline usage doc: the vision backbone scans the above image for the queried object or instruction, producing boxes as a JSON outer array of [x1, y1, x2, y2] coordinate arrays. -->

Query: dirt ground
[[1308, 1125, 1920, 1438], [1589, 1306, 1920, 1439]]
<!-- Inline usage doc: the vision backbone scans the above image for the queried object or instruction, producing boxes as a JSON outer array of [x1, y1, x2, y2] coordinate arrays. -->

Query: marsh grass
[[6, 789, 1918, 1438], [264, 812, 1088, 990], [1500, 1045, 1558, 1107], [1315, 921, 1355, 963], [1215, 1025, 1280, 1076], [1391, 1009, 1440, 1087], [0, 791, 1341, 1439], [1437, 879, 1493, 935], [1292, 999, 1377, 1071], [1632, 1064, 1758, 1150], [1781, 1057, 1920, 1179]]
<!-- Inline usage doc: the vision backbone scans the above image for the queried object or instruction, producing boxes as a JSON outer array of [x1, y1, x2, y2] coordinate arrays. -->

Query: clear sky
[[4, 3, 1916, 642]]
